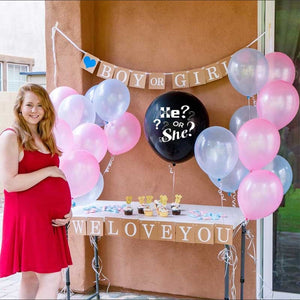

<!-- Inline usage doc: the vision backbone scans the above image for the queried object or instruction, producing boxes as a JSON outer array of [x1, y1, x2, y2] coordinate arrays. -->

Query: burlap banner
[[69, 217, 233, 245], [80, 52, 231, 90]]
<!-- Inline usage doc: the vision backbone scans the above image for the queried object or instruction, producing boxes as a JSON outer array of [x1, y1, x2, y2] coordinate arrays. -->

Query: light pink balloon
[[257, 80, 299, 130], [50, 86, 78, 112], [265, 52, 295, 84], [53, 118, 74, 154], [238, 170, 283, 220], [73, 123, 108, 162], [60, 150, 100, 198], [104, 112, 141, 155], [236, 118, 280, 171]]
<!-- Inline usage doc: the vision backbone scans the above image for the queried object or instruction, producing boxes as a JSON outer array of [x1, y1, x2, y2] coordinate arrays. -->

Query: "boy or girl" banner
[[52, 23, 265, 90]]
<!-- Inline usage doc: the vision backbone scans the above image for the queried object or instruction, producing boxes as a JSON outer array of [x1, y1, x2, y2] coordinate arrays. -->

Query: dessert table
[[68, 200, 247, 300]]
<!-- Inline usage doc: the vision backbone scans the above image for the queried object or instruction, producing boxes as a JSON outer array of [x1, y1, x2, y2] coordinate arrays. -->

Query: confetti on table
[[187, 210, 227, 220]]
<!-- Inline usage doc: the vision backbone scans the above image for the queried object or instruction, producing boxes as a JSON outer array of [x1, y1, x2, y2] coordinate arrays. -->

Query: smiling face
[[20, 91, 45, 128]]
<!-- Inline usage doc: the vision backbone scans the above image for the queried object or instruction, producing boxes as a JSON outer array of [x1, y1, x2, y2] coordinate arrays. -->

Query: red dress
[[0, 148, 72, 277]]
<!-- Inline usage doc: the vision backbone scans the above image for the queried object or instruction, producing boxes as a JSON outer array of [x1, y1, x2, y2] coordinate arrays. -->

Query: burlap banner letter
[[140, 221, 159, 240], [69, 217, 87, 236], [97, 61, 115, 79], [194, 224, 214, 244], [149, 73, 165, 90], [188, 68, 206, 87], [80, 53, 99, 74], [121, 219, 140, 239], [129, 71, 147, 89], [214, 224, 233, 245], [172, 71, 189, 89], [218, 56, 230, 77], [205, 63, 223, 83], [175, 223, 195, 243], [87, 217, 104, 236], [113, 67, 131, 85], [158, 222, 176, 242], [105, 217, 121, 237]]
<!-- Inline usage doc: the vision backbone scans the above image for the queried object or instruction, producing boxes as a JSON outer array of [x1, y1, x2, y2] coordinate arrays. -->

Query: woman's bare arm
[[0, 130, 66, 192]]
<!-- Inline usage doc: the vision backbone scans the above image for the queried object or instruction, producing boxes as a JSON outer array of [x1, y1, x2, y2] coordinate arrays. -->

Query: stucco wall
[[46, 1, 257, 299]]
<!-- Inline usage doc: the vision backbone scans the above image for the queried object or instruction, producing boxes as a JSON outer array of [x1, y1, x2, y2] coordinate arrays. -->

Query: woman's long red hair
[[13, 83, 62, 156]]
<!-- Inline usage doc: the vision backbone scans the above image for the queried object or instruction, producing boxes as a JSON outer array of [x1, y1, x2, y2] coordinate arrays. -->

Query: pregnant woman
[[0, 83, 72, 299]]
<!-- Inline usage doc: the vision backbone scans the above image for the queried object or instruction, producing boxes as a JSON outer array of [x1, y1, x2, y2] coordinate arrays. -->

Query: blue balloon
[[73, 172, 104, 206], [85, 85, 106, 127], [228, 48, 269, 97], [194, 126, 239, 179], [93, 79, 130, 122], [209, 160, 249, 193], [263, 155, 293, 194], [229, 105, 257, 135]]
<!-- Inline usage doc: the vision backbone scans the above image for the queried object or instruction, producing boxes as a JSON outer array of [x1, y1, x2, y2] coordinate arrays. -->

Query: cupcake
[[172, 206, 181, 215], [144, 196, 153, 216], [171, 194, 182, 209], [144, 208, 153, 216], [138, 206, 144, 214], [124, 206, 133, 215], [137, 196, 145, 214], [124, 196, 133, 215], [159, 207, 169, 217]]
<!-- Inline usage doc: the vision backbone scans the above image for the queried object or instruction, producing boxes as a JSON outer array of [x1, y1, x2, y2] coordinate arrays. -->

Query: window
[[7, 63, 29, 92]]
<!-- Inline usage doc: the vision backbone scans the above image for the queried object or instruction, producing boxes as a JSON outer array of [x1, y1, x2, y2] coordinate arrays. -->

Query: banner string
[[103, 155, 115, 175], [51, 22, 266, 87], [230, 192, 237, 207], [168, 164, 176, 198], [217, 245, 238, 300]]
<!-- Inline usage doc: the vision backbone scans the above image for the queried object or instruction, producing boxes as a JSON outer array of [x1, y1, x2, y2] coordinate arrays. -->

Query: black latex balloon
[[144, 91, 209, 164]]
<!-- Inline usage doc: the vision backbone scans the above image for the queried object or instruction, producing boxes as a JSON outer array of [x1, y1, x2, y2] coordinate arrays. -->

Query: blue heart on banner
[[84, 56, 96, 68]]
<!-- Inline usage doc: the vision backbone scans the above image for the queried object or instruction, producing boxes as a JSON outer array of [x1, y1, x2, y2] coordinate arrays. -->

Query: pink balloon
[[236, 118, 280, 171], [73, 123, 108, 162], [265, 52, 295, 84], [50, 86, 78, 112], [53, 118, 74, 154], [238, 170, 283, 220], [60, 150, 100, 198], [104, 112, 141, 155], [257, 80, 299, 130]]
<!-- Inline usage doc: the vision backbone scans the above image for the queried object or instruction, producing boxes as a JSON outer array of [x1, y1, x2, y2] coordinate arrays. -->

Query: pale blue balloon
[[209, 160, 249, 193], [73, 172, 104, 206], [263, 155, 293, 194], [85, 85, 106, 127], [229, 105, 257, 135], [194, 126, 239, 179], [93, 79, 130, 122], [228, 48, 269, 97]]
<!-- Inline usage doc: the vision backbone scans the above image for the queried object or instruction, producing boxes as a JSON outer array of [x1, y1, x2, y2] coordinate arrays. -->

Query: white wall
[[0, 1, 46, 71]]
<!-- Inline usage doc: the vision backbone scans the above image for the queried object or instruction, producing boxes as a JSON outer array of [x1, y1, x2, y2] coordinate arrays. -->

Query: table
[[68, 200, 247, 300]]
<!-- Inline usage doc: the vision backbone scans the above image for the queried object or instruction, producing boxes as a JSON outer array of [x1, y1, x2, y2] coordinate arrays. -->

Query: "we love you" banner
[[69, 217, 234, 245]]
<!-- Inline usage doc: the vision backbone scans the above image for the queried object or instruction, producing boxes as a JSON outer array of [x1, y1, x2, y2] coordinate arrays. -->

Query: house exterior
[[0, 1, 46, 91], [32, 1, 300, 299]]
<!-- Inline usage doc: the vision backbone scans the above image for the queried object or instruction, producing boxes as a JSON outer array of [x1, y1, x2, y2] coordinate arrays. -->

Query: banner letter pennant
[[80, 53, 99, 74]]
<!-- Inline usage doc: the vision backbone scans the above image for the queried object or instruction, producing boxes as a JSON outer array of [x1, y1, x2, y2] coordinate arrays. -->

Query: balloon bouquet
[[50, 79, 141, 206], [194, 48, 298, 220]]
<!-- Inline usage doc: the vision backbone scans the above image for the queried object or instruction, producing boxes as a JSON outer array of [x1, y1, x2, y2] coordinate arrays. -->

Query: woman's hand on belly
[[52, 209, 72, 227]]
